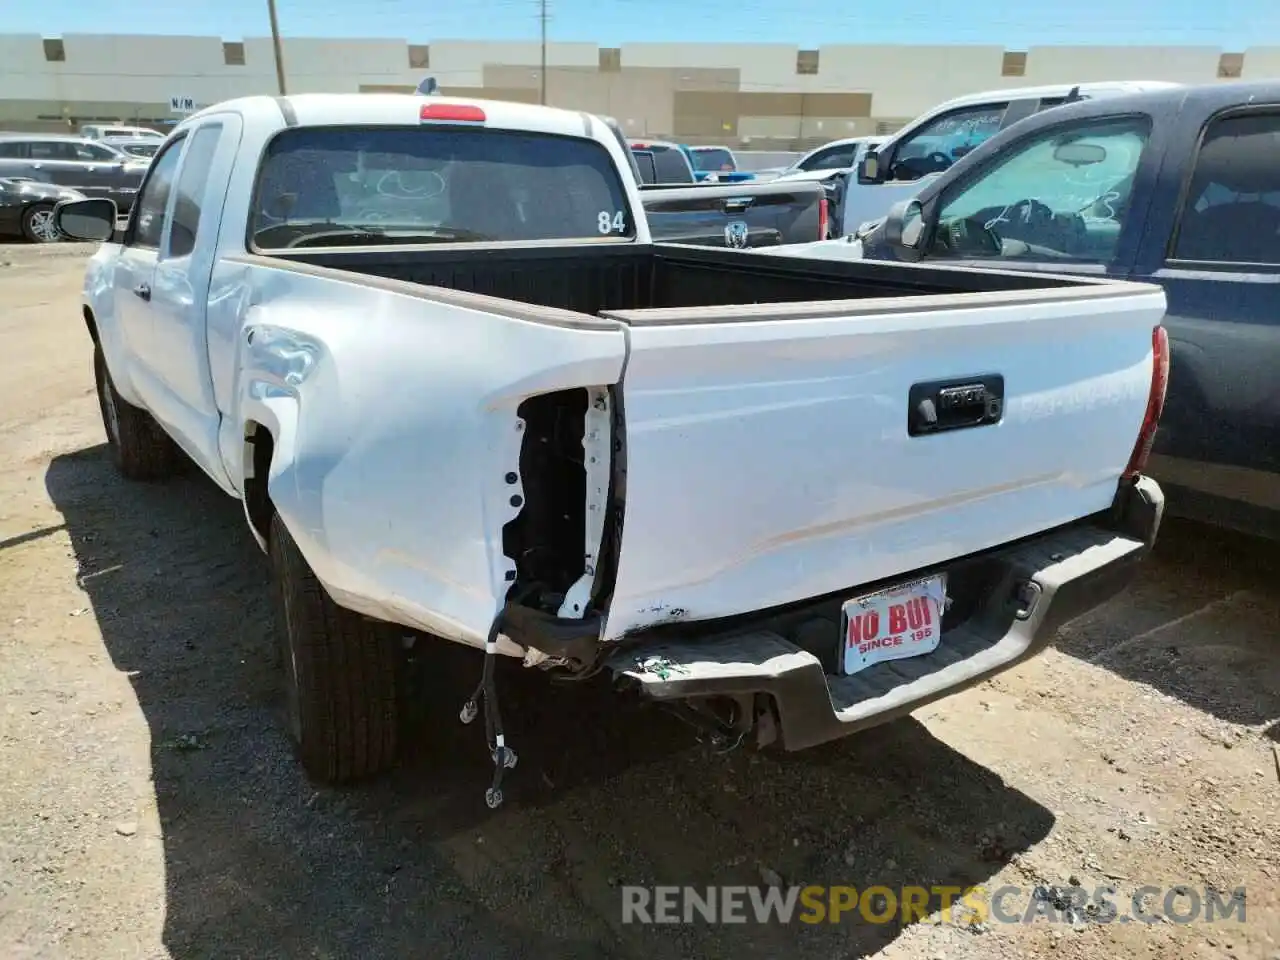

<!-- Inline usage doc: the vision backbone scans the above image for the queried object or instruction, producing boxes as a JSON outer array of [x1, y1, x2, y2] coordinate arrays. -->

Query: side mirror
[[882, 198, 927, 260], [55, 197, 117, 242], [857, 149, 883, 184]]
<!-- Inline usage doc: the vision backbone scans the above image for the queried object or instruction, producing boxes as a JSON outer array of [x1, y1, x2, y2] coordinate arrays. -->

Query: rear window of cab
[[249, 125, 636, 250]]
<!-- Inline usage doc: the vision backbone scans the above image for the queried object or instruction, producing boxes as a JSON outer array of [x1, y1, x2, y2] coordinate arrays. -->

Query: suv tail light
[[818, 197, 829, 239], [1122, 325, 1170, 481]]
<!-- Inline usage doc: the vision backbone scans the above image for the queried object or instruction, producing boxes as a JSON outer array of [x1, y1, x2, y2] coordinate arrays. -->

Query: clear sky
[[3, 0, 1270, 48]]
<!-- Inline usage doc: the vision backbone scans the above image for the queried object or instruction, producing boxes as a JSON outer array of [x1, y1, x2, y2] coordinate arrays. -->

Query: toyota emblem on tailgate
[[725, 220, 749, 248]]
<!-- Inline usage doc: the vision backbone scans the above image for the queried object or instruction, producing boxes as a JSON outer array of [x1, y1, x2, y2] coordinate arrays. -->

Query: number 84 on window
[[597, 210, 626, 234]]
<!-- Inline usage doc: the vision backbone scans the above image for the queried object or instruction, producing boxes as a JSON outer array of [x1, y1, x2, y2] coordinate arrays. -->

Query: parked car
[[56, 93, 1164, 802], [0, 176, 86, 242], [0, 134, 147, 213], [79, 124, 164, 142], [686, 145, 757, 183], [826, 81, 1183, 240], [791, 80, 1280, 541]]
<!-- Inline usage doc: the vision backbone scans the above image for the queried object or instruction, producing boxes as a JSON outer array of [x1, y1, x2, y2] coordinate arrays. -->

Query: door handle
[[723, 198, 753, 212], [908, 374, 1004, 436], [133, 283, 151, 302]]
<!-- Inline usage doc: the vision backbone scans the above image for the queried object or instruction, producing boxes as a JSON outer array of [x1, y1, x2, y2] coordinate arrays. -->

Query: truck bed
[[225, 241, 1162, 650], [260, 241, 1092, 321]]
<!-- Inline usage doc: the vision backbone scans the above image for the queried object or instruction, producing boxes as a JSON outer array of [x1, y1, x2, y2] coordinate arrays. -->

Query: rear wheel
[[21, 203, 61, 243], [269, 512, 401, 783], [93, 343, 179, 480]]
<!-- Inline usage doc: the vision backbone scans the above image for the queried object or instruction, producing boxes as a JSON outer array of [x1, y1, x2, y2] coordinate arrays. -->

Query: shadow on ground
[[1053, 517, 1280, 732], [47, 444, 1053, 959]]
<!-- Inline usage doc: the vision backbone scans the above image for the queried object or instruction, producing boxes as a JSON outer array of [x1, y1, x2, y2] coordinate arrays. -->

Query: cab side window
[[887, 103, 1009, 181], [803, 144, 855, 171], [927, 115, 1152, 265], [131, 136, 186, 249], [167, 125, 223, 258], [1172, 111, 1280, 265]]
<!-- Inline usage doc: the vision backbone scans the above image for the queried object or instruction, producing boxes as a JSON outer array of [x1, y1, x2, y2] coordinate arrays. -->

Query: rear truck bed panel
[[216, 246, 1163, 673], [598, 281, 1165, 641], [219, 254, 628, 651], [606, 475, 1163, 750]]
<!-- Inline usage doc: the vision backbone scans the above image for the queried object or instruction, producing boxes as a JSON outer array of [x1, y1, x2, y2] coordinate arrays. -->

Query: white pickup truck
[[55, 93, 1168, 804]]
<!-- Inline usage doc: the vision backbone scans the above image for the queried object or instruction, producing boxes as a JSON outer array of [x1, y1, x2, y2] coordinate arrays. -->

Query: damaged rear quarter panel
[[227, 262, 627, 650]]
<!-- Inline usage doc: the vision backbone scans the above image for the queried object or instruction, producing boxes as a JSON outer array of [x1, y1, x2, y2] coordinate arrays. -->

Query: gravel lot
[[1, 242, 1277, 960]]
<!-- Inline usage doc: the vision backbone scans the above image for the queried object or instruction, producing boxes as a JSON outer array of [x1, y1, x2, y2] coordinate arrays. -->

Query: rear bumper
[[606, 475, 1164, 751]]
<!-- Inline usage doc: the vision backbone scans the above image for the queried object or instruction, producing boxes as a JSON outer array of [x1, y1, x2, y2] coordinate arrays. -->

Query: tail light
[[420, 103, 486, 124], [1122, 325, 1170, 481], [818, 197, 829, 239]]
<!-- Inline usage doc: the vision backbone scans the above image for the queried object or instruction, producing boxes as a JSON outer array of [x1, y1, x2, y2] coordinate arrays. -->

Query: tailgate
[[640, 181, 824, 247], [598, 282, 1166, 642]]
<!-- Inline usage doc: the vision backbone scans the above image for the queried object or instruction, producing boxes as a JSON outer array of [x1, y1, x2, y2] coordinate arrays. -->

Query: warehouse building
[[2, 33, 1277, 148]]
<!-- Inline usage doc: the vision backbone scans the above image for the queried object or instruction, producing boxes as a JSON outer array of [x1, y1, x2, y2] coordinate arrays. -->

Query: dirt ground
[[0, 242, 1277, 960]]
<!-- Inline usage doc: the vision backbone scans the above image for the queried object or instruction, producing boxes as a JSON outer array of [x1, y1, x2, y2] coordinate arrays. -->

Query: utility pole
[[267, 0, 288, 95], [538, 0, 548, 104]]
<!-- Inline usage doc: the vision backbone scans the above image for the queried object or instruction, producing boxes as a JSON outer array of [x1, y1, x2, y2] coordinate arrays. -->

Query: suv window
[[692, 147, 734, 173], [928, 115, 1152, 264], [888, 103, 1010, 181], [132, 136, 187, 249], [802, 144, 856, 172], [0, 142, 26, 159], [250, 127, 637, 248], [28, 141, 81, 161], [1172, 111, 1280, 265], [73, 142, 122, 162], [168, 125, 223, 257]]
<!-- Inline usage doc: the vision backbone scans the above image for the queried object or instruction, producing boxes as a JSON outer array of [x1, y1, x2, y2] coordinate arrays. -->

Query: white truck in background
[[825, 80, 1183, 239], [55, 92, 1167, 806], [769, 135, 886, 184]]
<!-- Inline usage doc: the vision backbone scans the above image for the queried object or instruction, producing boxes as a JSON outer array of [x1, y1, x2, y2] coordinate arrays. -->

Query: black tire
[[21, 202, 62, 243], [93, 343, 180, 480], [269, 512, 400, 783]]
